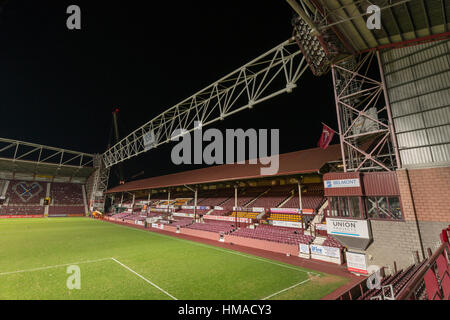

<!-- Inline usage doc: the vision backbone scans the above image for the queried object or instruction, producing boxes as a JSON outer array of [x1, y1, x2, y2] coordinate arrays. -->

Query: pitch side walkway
[[101, 218, 362, 300]]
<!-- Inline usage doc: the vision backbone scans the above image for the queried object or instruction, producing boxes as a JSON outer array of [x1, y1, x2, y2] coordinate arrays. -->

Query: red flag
[[317, 124, 335, 149]]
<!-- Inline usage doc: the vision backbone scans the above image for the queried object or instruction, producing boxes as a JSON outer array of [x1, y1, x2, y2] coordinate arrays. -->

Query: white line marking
[[111, 258, 177, 300], [98, 220, 320, 276], [0, 258, 112, 277], [261, 279, 311, 300]]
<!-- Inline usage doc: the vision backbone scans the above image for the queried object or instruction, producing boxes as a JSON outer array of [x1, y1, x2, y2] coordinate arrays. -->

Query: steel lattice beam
[[102, 38, 308, 168], [0, 137, 95, 168], [331, 52, 400, 172], [87, 155, 110, 213]]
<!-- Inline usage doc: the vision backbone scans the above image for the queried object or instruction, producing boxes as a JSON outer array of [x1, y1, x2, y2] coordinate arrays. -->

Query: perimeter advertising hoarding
[[151, 223, 164, 230], [315, 224, 327, 231], [299, 243, 310, 254], [180, 206, 211, 210], [172, 212, 194, 218], [269, 208, 301, 214], [156, 205, 175, 209], [271, 220, 302, 229], [324, 179, 360, 189], [326, 218, 371, 239], [148, 208, 168, 213], [310, 244, 341, 259], [0, 215, 44, 219], [204, 215, 251, 224], [233, 207, 264, 213], [346, 252, 368, 275]]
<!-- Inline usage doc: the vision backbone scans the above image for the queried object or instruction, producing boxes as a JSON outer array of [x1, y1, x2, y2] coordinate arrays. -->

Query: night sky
[[0, 1, 339, 185]]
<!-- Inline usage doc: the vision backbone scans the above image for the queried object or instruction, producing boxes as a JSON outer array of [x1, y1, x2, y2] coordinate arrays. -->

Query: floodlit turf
[[0, 218, 348, 300]]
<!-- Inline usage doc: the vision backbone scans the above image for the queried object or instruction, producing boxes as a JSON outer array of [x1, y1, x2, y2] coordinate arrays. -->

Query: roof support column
[[147, 190, 151, 204], [234, 184, 238, 208], [147, 191, 151, 217], [297, 178, 303, 212], [298, 178, 303, 230], [194, 187, 198, 221], [234, 183, 239, 226], [167, 189, 171, 216]]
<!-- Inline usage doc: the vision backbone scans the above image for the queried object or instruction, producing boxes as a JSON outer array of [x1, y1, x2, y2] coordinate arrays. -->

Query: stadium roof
[[0, 137, 96, 180], [106, 144, 343, 193], [310, 0, 449, 53]]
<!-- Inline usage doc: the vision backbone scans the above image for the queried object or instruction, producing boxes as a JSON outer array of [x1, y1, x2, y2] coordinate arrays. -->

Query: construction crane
[[110, 108, 125, 184]]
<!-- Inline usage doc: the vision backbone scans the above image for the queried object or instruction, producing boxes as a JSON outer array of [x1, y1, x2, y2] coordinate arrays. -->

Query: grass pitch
[[0, 218, 348, 300]]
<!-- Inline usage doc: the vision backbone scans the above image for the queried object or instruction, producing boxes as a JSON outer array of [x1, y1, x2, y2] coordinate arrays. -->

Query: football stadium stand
[[50, 183, 83, 205], [170, 217, 194, 228], [175, 208, 211, 215], [6, 180, 44, 205], [231, 211, 261, 220], [231, 225, 314, 245], [186, 219, 236, 234], [0, 179, 86, 216], [267, 212, 302, 222], [249, 185, 294, 209]]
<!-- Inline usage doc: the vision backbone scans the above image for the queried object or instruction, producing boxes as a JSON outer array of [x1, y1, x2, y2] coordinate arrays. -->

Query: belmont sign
[[324, 179, 360, 189], [326, 218, 370, 239]]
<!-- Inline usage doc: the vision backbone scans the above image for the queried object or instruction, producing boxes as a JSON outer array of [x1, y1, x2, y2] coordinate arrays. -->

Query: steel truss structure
[[102, 39, 308, 168], [331, 51, 400, 172], [86, 154, 110, 212], [0, 137, 96, 181], [0, 137, 94, 168]]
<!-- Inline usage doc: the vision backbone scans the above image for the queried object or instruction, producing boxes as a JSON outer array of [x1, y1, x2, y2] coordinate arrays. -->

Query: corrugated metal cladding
[[323, 172, 399, 197], [323, 172, 363, 196], [381, 39, 450, 167], [361, 172, 400, 196]]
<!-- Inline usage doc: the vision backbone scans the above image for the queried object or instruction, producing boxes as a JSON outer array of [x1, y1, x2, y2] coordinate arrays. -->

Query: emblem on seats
[[12, 182, 43, 203]]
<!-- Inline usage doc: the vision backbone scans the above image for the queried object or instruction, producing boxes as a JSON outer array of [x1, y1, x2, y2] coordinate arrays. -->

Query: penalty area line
[[261, 279, 311, 300], [111, 257, 178, 300]]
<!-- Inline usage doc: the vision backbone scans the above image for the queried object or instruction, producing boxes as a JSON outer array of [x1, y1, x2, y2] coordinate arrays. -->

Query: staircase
[[312, 236, 326, 245], [306, 199, 328, 234]]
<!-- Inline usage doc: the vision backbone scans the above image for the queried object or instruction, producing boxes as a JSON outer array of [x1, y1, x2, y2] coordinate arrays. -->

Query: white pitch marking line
[[111, 257, 177, 300], [261, 279, 311, 300], [0, 258, 112, 277], [98, 220, 321, 276]]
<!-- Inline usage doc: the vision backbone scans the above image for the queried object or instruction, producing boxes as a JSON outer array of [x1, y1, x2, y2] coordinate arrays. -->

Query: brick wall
[[365, 167, 450, 270], [397, 167, 450, 222]]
